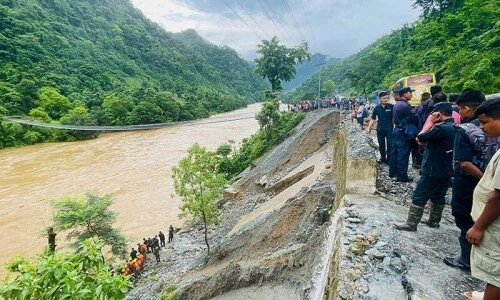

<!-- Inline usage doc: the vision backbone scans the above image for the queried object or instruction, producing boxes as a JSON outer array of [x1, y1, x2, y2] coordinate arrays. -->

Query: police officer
[[395, 102, 456, 231], [366, 91, 394, 163], [389, 87, 419, 181], [444, 90, 500, 270]]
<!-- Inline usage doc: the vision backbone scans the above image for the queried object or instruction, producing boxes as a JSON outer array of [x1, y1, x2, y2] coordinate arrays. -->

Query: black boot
[[395, 204, 425, 231], [443, 237, 471, 271], [423, 204, 445, 228]]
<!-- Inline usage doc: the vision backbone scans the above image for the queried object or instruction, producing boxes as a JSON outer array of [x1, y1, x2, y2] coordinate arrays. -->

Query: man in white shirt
[[466, 97, 500, 300]]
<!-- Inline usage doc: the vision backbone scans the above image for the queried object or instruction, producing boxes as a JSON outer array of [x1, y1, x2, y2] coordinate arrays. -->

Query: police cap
[[398, 87, 415, 96]]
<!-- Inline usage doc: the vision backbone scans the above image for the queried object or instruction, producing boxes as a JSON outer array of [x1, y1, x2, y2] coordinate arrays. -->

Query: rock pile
[[128, 110, 341, 300], [337, 205, 409, 300]]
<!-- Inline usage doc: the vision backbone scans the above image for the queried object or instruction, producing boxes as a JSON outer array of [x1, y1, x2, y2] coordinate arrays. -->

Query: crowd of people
[[366, 86, 500, 299], [121, 225, 175, 278], [288, 96, 359, 112]]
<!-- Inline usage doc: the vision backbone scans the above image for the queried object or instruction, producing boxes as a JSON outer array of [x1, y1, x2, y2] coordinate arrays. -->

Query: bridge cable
[[261, 0, 298, 45], [223, 0, 263, 40], [282, 0, 307, 42], [234, 0, 271, 40], [298, 0, 319, 49], [1, 115, 257, 132], [255, 0, 293, 46]]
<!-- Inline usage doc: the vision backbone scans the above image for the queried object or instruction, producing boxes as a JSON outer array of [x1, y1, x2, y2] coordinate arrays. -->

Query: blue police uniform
[[451, 118, 480, 233], [389, 98, 418, 180], [445, 117, 481, 268], [371, 103, 393, 162], [411, 118, 456, 206]]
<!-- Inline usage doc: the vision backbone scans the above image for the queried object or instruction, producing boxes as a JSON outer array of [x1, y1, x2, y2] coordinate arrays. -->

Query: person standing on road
[[389, 87, 419, 182], [444, 89, 488, 271], [466, 98, 500, 300], [130, 248, 138, 260], [159, 231, 166, 247], [395, 102, 456, 231], [168, 225, 174, 243], [354, 101, 366, 129], [366, 91, 394, 164]]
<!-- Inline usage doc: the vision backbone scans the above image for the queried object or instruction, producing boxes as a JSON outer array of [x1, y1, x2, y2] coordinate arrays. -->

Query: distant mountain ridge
[[285, 0, 498, 102], [0, 0, 267, 148], [282, 53, 339, 91]]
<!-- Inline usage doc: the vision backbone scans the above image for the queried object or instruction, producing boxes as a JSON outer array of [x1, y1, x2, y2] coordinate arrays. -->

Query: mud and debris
[[334, 121, 484, 300], [336, 194, 484, 300], [129, 112, 486, 300], [128, 109, 340, 300]]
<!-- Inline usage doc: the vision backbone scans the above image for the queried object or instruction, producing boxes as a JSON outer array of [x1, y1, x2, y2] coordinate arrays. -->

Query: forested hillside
[[285, 0, 499, 102], [0, 0, 266, 148], [281, 53, 339, 91]]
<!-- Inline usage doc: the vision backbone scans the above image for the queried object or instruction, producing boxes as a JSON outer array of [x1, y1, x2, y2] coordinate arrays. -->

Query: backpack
[[362, 106, 369, 118], [457, 123, 500, 172]]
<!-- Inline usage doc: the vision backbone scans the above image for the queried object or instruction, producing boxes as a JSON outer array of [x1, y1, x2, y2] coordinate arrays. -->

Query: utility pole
[[315, 62, 326, 100]]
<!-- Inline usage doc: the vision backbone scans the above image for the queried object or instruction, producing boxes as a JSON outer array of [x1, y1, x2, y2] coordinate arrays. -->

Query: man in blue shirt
[[366, 91, 394, 163], [395, 102, 456, 231], [389, 87, 419, 181]]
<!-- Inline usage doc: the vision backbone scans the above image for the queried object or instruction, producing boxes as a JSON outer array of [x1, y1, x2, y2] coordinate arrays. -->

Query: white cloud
[[130, 0, 421, 60]]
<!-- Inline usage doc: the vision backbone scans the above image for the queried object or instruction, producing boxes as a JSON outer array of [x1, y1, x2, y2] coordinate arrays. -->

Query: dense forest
[[0, 0, 267, 148], [281, 53, 339, 91], [284, 0, 499, 102]]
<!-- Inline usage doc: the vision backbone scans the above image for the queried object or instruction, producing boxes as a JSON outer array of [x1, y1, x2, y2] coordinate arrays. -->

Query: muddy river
[[0, 103, 261, 276]]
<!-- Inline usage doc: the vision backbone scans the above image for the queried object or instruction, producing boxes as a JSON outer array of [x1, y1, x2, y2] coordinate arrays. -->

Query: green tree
[[321, 79, 336, 96], [129, 101, 164, 124], [256, 101, 281, 135], [254, 36, 311, 92], [60, 104, 99, 140], [172, 144, 226, 255], [0, 238, 132, 300], [413, 0, 464, 17], [37, 87, 73, 120], [29, 108, 52, 123], [51, 193, 128, 258], [101, 94, 133, 125]]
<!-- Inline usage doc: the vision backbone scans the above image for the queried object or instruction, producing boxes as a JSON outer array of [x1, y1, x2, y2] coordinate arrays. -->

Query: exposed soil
[[128, 109, 341, 300]]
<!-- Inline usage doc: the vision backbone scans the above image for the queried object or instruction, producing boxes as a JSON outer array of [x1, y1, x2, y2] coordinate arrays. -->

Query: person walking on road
[[366, 91, 394, 164]]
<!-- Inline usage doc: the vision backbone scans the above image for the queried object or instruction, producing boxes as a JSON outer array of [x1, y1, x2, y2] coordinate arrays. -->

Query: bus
[[368, 90, 386, 104], [390, 73, 436, 106]]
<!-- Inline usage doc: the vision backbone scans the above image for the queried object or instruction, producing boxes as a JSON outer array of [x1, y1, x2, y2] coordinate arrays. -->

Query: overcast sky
[[131, 0, 421, 60]]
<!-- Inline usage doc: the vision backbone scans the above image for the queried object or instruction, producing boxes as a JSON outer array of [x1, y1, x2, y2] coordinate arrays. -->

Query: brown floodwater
[[0, 103, 261, 276]]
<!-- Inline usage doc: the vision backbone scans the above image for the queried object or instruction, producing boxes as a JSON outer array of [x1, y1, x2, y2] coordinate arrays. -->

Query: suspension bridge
[[1, 113, 257, 132]]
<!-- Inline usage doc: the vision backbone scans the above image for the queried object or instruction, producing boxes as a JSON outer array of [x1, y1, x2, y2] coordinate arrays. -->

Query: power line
[[223, 0, 263, 40], [315, 62, 326, 99], [282, 0, 306, 42], [262, 0, 298, 45], [234, 0, 271, 40], [255, 0, 293, 46], [299, 0, 319, 49]]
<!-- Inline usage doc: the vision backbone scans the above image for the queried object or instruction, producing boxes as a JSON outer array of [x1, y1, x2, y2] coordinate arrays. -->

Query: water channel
[[0, 103, 261, 276]]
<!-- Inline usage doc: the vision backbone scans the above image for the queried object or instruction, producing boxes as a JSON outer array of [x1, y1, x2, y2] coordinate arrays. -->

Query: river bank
[[0, 103, 262, 278], [128, 112, 489, 299], [128, 109, 340, 299]]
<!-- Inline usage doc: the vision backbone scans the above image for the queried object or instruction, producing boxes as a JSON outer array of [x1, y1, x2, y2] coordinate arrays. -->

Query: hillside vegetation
[[285, 0, 499, 102], [0, 0, 266, 148], [281, 53, 339, 92]]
